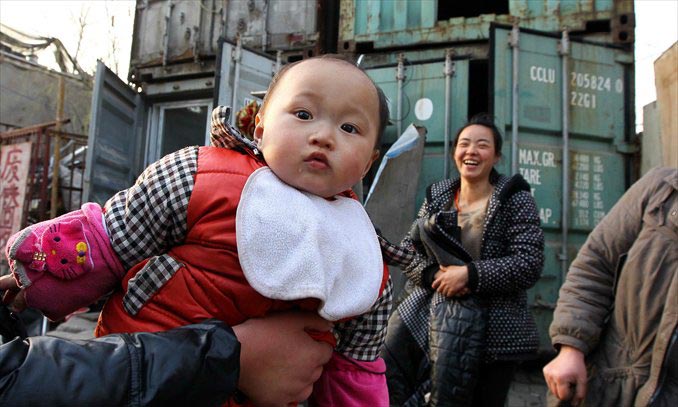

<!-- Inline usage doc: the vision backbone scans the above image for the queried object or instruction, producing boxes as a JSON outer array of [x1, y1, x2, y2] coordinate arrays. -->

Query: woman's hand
[[432, 265, 469, 297]]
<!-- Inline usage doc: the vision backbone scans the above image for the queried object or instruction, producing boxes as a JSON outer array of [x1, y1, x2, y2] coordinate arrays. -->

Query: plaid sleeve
[[399, 199, 437, 287], [103, 146, 198, 269], [378, 234, 415, 268], [334, 276, 393, 361]]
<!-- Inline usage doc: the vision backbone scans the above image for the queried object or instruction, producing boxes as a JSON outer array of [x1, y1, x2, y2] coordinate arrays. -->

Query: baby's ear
[[362, 149, 380, 178], [253, 113, 264, 145]]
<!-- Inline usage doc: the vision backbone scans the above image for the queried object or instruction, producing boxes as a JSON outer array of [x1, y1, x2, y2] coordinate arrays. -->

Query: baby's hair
[[453, 113, 503, 157], [260, 54, 389, 149]]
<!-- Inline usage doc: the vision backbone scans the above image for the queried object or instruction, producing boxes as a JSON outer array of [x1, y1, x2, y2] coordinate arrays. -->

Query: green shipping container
[[364, 24, 636, 353], [340, 0, 634, 52]]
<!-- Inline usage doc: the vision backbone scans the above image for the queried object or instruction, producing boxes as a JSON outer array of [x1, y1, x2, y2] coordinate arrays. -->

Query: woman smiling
[[382, 113, 545, 406]]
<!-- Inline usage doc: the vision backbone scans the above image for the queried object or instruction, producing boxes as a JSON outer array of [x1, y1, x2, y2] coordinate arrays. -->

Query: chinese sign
[[1, 142, 32, 253]]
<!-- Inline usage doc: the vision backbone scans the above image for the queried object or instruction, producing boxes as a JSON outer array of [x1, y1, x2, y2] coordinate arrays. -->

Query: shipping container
[[85, 39, 276, 204], [107, 0, 324, 205], [339, 0, 634, 52], [85, 0, 638, 354], [129, 0, 326, 84], [362, 24, 636, 352]]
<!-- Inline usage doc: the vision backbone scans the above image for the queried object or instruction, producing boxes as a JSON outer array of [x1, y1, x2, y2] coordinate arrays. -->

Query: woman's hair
[[259, 54, 389, 149], [453, 113, 503, 157]]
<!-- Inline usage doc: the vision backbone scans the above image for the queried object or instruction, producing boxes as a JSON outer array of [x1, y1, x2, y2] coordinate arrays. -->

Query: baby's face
[[253, 59, 380, 198]]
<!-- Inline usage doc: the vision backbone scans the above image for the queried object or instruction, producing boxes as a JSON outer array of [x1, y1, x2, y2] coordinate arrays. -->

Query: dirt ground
[[506, 362, 550, 407]]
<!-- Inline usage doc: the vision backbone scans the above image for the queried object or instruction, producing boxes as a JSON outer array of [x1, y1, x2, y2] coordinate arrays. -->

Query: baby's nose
[[310, 128, 335, 148]]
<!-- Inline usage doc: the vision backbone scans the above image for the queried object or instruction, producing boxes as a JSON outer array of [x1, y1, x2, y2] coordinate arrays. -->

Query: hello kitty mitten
[[5, 203, 125, 320]]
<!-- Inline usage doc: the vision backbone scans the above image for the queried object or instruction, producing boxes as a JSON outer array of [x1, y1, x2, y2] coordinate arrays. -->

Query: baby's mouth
[[305, 152, 329, 169]]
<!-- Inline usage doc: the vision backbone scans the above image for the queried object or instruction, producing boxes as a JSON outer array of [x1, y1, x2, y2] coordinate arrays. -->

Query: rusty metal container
[[339, 0, 634, 53], [129, 0, 320, 83]]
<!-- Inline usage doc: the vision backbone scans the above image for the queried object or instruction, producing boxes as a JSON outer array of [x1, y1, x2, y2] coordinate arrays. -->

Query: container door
[[145, 99, 212, 164], [366, 56, 470, 212], [215, 40, 278, 120], [84, 61, 146, 205], [490, 24, 633, 351]]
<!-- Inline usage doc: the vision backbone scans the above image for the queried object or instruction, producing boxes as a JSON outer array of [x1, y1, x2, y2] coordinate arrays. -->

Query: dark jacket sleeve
[[0, 320, 240, 407], [400, 199, 439, 287]]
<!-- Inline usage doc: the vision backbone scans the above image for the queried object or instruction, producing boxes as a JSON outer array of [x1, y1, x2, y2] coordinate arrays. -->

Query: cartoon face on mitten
[[39, 220, 93, 280]]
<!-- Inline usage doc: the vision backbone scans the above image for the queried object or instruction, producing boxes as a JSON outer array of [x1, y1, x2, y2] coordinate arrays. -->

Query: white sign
[[0, 142, 32, 253], [414, 98, 433, 121]]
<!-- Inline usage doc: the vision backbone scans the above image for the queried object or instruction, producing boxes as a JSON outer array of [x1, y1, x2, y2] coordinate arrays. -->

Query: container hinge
[[444, 49, 455, 76], [532, 298, 556, 310], [558, 30, 570, 56], [396, 53, 406, 81], [615, 141, 639, 154], [509, 24, 520, 48], [615, 52, 634, 64]]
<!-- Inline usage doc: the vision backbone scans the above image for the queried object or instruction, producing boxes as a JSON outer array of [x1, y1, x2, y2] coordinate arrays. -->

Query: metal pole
[[396, 53, 405, 138], [50, 76, 65, 220], [162, 0, 174, 67], [230, 37, 242, 126], [208, 0, 216, 53], [42, 75, 65, 336], [559, 30, 570, 282], [261, 0, 269, 52], [509, 25, 520, 175], [443, 49, 454, 179], [194, 0, 203, 64], [275, 50, 282, 74]]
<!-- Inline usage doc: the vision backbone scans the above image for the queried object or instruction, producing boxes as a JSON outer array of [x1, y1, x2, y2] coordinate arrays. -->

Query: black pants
[[471, 360, 518, 407]]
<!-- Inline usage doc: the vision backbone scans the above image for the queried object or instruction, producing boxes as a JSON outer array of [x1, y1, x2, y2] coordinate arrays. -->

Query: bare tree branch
[[73, 4, 89, 61], [104, 0, 120, 75]]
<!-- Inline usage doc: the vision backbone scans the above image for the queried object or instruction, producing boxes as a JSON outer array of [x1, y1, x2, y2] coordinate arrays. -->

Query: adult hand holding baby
[[234, 311, 334, 406]]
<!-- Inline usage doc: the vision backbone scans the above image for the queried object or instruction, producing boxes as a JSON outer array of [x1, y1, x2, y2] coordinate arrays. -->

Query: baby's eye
[[295, 110, 312, 120], [341, 123, 358, 134]]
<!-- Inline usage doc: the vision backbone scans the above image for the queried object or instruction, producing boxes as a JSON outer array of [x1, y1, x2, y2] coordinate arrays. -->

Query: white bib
[[236, 167, 383, 321]]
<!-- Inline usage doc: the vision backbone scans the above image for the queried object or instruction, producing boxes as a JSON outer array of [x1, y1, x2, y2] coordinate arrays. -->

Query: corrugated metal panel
[[490, 25, 633, 350], [215, 40, 277, 119], [352, 0, 435, 35], [362, 25, 633, 352], [84, 61, 146, 205], [225, 0, 318, 52], [365, 51, 469, 209], [130, 0, 318, 74], [339, 0, 634, 51]]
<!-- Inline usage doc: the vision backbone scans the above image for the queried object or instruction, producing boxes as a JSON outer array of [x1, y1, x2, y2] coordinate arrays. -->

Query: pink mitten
[[5, 203, 125, 320], [309, 352, 389, 406]]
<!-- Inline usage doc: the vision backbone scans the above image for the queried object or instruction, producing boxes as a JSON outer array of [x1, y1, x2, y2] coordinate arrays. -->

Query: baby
[[4, 55, 393, 406]]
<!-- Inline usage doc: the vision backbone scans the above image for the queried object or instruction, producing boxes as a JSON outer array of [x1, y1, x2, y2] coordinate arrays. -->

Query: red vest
[[96, 147, 386, 336]]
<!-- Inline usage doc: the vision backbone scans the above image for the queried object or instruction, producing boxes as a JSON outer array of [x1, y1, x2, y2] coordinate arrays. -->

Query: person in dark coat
[[0, 308, 333, 407], [382, 113, 544, 406]]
